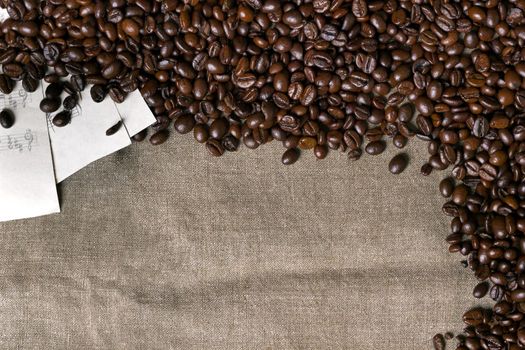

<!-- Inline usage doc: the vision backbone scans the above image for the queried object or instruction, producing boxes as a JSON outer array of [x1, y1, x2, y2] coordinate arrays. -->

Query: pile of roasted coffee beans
[[1, 0, 525, 347]]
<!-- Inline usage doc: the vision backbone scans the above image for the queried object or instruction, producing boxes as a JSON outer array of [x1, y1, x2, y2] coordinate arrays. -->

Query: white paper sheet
[[0, 7, 8, 22], [44, 84, 132, 183], [0, 86, 60, 222], [114, 90, 155, 136]]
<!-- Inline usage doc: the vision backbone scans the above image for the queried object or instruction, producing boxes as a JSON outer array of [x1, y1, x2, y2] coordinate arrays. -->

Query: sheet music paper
[[43, 83, 132, 183], [0, 85, 60, 222], [114, 90, 156, 136]]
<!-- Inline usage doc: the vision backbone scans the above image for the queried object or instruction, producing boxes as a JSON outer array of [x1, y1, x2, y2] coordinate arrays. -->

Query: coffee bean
[[52, 111, 71, 127], [0, 74, 14, 94], [106, 121, 122, 136], [282, 148, 300, 165], [45, 83, 63, 98], [463, 309, 484, 326], [90, 85, 106, 103], [222, 135, 239, 152], [206, 138, 225, 157], [22, 76, 38, 92], [0, 110, 14, 129], [473, 282, 489, 298], [439, 178, 454, 197], [432, 334, 445, 350], [365, 140, 386, 155], [149, 130, 169, 145], [389, 153, 408, 174], [39, 98, 60, 113], [174, 115, 196, 134], [63, 95, 78, 110]]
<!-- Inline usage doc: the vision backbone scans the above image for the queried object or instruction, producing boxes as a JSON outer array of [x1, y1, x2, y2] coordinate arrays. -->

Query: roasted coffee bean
[[389, 153, 408, 174], [52, 110, 71, 127], [432, 334, 445, 350], [439, 178, 454, 197], [90, 85, 107, 103], [132, 129, 147, 142], [39, 98, 60, 113], [45, 83, 62, 98], [282, 148, 300, 165], [22, 76, 38, 92], [106, 121, 123, 136], [0, 75, 13, 94], [174, 115, 196, 134], [463, 309, 485, 326], [206, 138, 225, 157], [222, 136, 239, 152], [63, 95, 77, 111], [365, 141, 386, 155], [473, 282, 489, 298], [0, 110, 14, 129], [149, 130, 169, 145]]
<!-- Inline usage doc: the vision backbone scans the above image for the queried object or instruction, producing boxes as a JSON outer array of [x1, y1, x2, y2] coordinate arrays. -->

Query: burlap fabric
[[0, 135, 489, 349]]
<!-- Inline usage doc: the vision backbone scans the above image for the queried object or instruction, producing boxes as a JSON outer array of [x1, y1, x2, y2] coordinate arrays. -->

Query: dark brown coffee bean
[[0, 75, 14, 94], [149, 130, 169, 145], [389, 153, 408, 174], [206, 138, 225, 157], [39, 98, 60, 113], [282, 148, 300, 165], [22, 76, 38, 93], [45, 83, 62, 98], [432, 334, 445, 350], [0, 110, 14, 129], [365, 140, 386, 155], [473, 282, 489, 299], [90, 85, 106, 103], [106, 121, 122, 136], [463, 309, 484, 326], [3, 63, 23, 79], [63, 95, 78, 110], [439, 178, 454, 197], [52, 111, 71, 127], [174, 115, 195, 134], [222, 135, 239, 152]]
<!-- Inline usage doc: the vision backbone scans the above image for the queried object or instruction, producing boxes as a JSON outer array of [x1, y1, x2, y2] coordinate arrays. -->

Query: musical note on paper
[[0, 129, 38, 153], [0, 89, 32, 110]]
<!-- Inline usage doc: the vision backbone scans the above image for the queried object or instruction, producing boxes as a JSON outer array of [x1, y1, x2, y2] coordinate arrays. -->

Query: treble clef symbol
[[18, 89, 28, 108], [24, 129, 33, 151]]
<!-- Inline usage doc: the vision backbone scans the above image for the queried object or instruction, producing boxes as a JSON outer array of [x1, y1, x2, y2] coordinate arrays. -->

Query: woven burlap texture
[[0, 135, 488, 349]]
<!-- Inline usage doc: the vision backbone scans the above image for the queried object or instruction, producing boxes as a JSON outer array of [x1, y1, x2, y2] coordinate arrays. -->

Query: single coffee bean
[[132, 129, 147, 142], [40, 98, 61, 113], [45, 83, 63, 98], [149, 130, 169, 145], [0, 74, 14, 94], [439, 178, 454, 197], [52, 111, 71, 127], [473, 282, 489, 298], [0, 109, 14, 129], [282, 148, 300, 165], [63, 95, 78, 110], [174, 115, 196, 134], [389, 153, 408, 174], [222, 135, 239, 152], [364, 140, 386, 155], [106, 121, 122, 136], [22, 76, 38, 92], [432, 334, 445, 350], [90, 85, 107, 103], [463, 308, 484, 326], [206, 138, 225, 157]]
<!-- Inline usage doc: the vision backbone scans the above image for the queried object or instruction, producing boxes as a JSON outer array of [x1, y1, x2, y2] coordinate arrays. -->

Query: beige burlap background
[[0, 134, 489, 349]]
